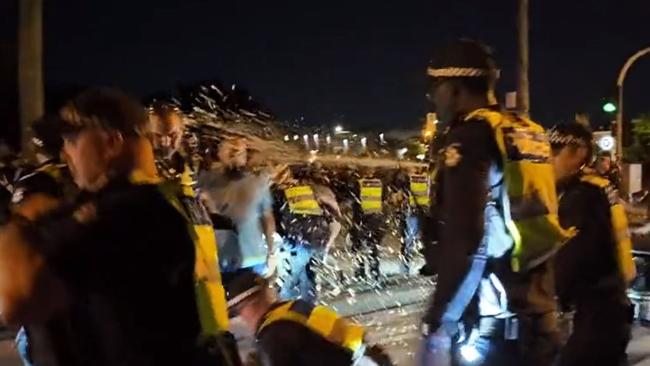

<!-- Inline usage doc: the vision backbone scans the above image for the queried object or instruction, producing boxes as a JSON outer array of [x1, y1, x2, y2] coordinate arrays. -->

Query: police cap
[[427, 39, 499, 80], [547, 123, 593, 151]]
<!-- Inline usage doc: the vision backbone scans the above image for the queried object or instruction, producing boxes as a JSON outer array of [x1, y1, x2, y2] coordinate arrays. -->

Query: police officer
[[0, 88, 233, 365], [148, 102, 193, 180], [272, 165, 342, 302], [350, 166, 387, 282], [391, 167, 430, 274], [225, 270, 393, 366], [548, 123, 634, 365], [149, 102, 240, 365], [419, 40, 571, 366], [593, 151, 622, 190]]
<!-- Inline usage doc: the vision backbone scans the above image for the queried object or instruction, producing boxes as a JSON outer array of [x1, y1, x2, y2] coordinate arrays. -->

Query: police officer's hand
[[417, 327, 452, 366], [13, 193, 60, 221], [265, 249, 279, 279]]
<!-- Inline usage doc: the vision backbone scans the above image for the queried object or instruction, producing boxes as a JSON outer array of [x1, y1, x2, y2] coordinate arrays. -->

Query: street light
[[615, 46, 650, 158], [334, 125, 344, 134], [602, 102, 617, 113]]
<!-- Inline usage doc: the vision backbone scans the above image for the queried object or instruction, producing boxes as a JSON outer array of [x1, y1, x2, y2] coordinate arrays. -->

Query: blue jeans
[[16, 327, 32, 366], [401, 214, 420, 270], [278, 239, 323, 303]]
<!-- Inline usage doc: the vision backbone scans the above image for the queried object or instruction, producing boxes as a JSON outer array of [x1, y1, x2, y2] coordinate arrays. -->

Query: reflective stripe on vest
[[147, 171, 230, 335], [284, 185, 322, 216], [258, 301, 365, 355], [359, 179, 383, 214], [35, 162, 65, 181], [409, 174, 430, 207], [579, 174, 636, 283], [464, 109, 576, 272]]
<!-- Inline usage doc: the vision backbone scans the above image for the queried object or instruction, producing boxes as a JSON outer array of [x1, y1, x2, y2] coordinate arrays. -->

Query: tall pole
[[615, 46, 650, 159], [18, 0, 44, 157], [516, 0, 530, 116]]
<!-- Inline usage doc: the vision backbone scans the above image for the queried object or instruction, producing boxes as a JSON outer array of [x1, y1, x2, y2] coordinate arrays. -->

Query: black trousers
[[556, 295, 632, 366], [350, 216, 386, 279]]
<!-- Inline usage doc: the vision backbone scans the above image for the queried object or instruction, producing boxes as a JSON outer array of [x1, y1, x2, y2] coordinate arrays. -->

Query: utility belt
[[474, 316, 519, 340]]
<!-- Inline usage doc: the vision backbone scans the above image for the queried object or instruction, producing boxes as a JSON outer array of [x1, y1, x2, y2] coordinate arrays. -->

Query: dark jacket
[[555, 175, 626, 306], [424, 110, 557, 329], [24, 178, 202, 366], [423, 114, 499, 328]]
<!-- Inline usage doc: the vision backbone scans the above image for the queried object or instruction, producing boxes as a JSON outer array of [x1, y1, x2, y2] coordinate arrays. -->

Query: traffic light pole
[[616, 46, 650, 159]]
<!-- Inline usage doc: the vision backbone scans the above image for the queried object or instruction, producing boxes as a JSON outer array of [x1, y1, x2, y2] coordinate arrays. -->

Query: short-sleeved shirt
[[198, 168, 272, 268]]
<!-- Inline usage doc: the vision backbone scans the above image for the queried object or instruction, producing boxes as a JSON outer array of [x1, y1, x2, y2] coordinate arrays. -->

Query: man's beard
[[155, 147, 177, 161], [224, 165, 245, 179]]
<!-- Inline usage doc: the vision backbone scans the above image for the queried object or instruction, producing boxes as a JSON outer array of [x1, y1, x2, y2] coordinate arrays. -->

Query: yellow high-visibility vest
[[284, 185, 322, 216], [359, 179, 383, 214], [409, 174, 431, 207], [463, 109, 576, 272], [258, 301, 365, 356], [579, 174, 636, 283], [138, 165, 230, 335]]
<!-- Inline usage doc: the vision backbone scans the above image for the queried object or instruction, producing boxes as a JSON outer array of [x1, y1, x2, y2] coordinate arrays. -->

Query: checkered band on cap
[[227, 285, 262, 308], [427, 67, 500, 79], [547, 129, 586, 146]]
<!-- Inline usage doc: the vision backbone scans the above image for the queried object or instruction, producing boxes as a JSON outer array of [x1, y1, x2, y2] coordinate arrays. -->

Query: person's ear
[[104, 131, 125, 160]]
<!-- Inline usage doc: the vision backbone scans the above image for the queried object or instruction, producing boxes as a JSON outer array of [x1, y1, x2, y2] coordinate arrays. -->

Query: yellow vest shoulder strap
[[156, 179, 230, 334], [580, 174, 636, 283], [579, 174, 611, 189], [258, 301, 365, 354], [465, 108, 574, 272]]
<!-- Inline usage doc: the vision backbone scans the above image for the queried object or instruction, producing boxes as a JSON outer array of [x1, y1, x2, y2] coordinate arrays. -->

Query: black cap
[[56, 87, 149, 138], [427, 39, 499, 80], [225, 270, 267, 315], [547, 123, 593, 149]]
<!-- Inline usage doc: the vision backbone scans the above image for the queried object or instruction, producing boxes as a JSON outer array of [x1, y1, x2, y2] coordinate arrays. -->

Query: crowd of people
[[0, 38, 641, 366]]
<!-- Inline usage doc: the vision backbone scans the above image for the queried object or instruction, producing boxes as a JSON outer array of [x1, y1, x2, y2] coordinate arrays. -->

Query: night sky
[[44, 0, 650, 130]]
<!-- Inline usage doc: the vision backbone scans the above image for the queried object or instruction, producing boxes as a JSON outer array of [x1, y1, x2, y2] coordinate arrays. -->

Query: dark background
[[2, 0, 650, 147]]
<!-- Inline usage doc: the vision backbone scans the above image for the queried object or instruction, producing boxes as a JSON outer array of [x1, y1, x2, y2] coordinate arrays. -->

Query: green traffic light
[[603, 102, 617, 113]]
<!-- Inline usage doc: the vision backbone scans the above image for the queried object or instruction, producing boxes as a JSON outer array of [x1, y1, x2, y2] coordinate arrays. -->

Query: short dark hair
[[597, 150, 612, 159], [148, 101, 181, 120], [59, 87, 149, 137]]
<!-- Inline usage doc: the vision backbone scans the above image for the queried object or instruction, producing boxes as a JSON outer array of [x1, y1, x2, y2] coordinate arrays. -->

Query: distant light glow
[[416, 153, 425, 160], [293, 135, 299, 141], [603, 102, 617, 113], [334, 125, 344, 134], [597, 135, 615, 151], [284, 135, 290, 142]]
